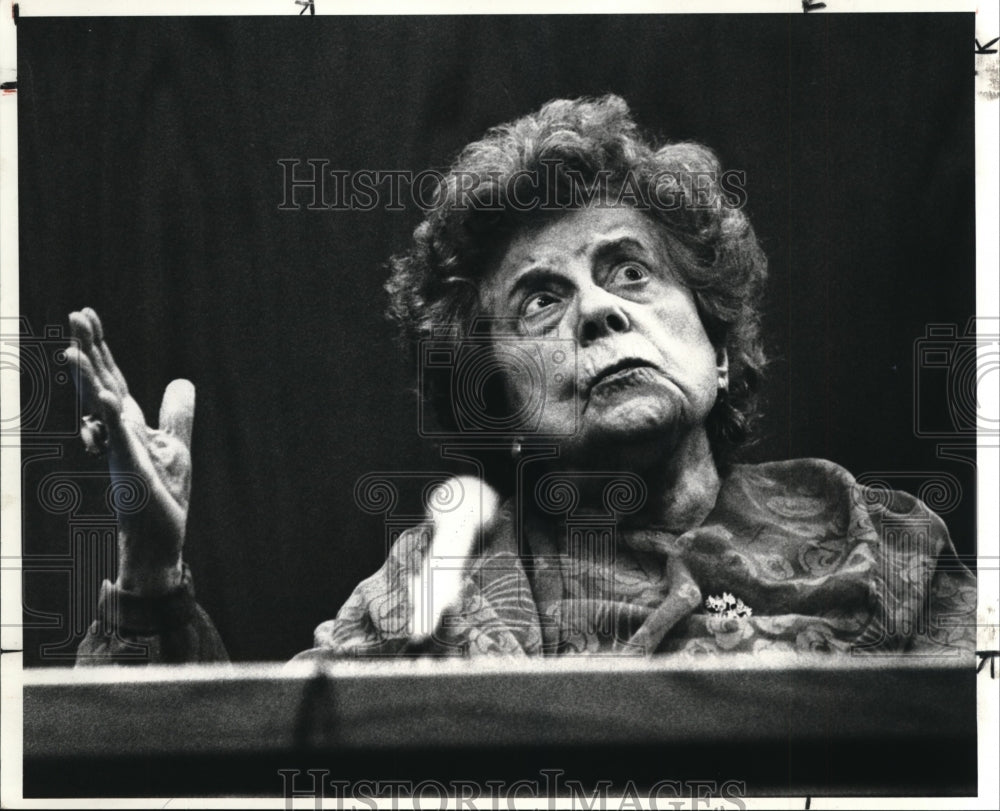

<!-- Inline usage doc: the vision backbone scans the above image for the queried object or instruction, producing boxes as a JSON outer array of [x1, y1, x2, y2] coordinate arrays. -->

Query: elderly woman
[[70, 95, 975, 663]]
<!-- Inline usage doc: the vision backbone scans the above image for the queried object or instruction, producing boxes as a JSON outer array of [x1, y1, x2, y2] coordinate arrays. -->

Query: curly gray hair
[[386, 95, 768, 466]]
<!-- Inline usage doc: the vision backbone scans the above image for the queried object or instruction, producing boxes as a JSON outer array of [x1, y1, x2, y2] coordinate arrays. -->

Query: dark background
[[17, 14, 977, 665]]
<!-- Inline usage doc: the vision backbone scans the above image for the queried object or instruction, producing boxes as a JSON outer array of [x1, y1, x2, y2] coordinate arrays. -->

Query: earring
[[511, 438, 522, 459]]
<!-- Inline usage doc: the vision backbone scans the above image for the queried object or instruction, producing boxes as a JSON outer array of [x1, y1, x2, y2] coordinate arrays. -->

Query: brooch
[[705, 592, 753, 619]]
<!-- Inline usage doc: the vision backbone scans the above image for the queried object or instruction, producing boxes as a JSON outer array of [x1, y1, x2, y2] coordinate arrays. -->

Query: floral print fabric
[[307, 459, 976, 660]]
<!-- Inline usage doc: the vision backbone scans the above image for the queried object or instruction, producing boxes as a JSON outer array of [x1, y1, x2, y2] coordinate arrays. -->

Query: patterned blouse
[[300, 458, 977, 660]]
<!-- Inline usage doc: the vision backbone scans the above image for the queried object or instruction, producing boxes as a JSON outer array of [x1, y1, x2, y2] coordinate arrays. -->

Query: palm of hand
[[67, 308, 195, 593]]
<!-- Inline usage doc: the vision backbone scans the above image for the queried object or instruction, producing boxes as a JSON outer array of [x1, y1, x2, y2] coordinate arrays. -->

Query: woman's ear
[[717, 347, 729, 392]]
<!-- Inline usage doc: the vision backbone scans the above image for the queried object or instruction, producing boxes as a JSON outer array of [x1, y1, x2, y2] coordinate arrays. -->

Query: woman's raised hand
[[65, 308, 195, 596]]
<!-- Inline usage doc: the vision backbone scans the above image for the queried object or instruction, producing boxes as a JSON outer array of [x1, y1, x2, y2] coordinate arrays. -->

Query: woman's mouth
[[586, 359, 661, 397]]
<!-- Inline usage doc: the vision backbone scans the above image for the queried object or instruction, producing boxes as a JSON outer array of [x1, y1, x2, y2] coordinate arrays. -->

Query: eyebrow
[[591, 235, 653, 265], [506, 267, 566, 304], [504, 235, 655, 303]]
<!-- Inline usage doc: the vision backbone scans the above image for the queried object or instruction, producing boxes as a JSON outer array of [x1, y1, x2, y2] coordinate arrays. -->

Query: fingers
[[67, 309, 136, 460], [89, 387, 127, 457], [64, 345, 103, 417], [81, 307, 130, 398], [96, 388, 124, 431], [68, 311, 118, 400], [158, 379, 195, 450], [68, 308, 129, 402]]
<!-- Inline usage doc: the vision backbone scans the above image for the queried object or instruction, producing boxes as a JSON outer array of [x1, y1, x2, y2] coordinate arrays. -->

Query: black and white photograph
[[1, 0, 998, 806]]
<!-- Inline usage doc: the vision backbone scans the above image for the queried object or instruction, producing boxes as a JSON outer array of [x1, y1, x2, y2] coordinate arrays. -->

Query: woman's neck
[[523, 427, 721, 534], [630, 428, 720, 532]]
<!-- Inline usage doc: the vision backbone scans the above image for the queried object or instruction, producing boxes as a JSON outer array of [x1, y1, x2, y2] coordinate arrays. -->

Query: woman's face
[[480, 205, 727, 459]]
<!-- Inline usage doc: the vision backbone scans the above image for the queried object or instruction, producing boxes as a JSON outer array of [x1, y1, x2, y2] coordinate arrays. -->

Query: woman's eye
[[609, 261, 649, 286], [523, 292, 560, 315]]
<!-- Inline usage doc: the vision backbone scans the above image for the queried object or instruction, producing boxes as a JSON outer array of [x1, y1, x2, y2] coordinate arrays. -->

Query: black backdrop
[[17, 14, 976, 665]]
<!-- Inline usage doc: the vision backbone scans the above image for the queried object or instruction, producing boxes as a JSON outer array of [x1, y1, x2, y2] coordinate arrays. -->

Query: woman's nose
[[575, 286, 631, 346]]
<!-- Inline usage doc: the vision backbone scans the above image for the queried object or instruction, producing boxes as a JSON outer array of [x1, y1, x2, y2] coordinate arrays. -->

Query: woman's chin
[[587, 391, 681, 435], [560, 395, 686, 465]]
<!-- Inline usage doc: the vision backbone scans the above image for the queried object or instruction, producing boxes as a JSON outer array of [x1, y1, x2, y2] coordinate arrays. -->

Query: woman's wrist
[[115, 556, 184, 596], [98, 562, 197, 637]]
